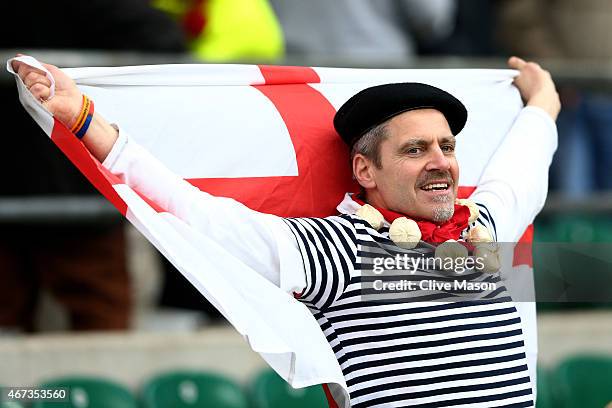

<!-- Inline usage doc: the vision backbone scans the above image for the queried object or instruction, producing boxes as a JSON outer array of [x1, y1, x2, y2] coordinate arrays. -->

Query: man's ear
[[352, 154, 377, 189]]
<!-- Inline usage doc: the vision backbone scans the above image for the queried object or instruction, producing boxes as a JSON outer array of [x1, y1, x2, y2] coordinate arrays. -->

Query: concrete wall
[[2, 311, 612, 389], [0, 327, 266, 390]]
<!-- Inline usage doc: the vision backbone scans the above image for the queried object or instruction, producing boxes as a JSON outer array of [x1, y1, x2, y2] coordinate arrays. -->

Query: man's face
[[367, 109, 459, 223]]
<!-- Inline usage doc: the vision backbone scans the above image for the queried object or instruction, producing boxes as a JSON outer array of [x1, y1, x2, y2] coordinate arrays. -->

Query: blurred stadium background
[[1, 0, 612, 407]]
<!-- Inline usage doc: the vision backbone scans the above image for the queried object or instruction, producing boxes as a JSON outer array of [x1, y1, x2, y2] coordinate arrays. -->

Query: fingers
[[23, 71, 52, 89], [13, 60, 53, 100], [16, 62, 47, 81], [23, 70, 52, 101], [11, 59, 23, 73], [26, 78, 51, 101], [11, 54, 56, 78], [508, 56, 526, 70], [508, 56, 545, 73], [29, 83, 52, 101], [41, 62, 58, 71]]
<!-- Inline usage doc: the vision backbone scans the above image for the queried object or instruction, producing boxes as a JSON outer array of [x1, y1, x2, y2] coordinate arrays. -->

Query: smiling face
[[352, 108, 459, 223]]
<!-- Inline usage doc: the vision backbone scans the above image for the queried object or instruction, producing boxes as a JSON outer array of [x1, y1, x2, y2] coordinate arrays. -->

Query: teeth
[[422, 183, 449, 191]]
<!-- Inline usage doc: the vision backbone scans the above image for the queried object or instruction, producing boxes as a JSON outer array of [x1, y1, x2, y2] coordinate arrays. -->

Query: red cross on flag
[[8, 56, 541, 403]]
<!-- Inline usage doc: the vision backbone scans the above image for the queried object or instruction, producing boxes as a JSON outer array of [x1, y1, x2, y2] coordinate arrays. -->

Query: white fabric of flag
[[8, 56, 539, 404]]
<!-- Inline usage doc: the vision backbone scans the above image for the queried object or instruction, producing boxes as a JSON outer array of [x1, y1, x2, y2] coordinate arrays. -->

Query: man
[[14, 56, 559, 407]]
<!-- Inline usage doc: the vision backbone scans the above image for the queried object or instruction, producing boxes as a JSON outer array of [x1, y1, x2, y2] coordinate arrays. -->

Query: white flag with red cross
[[8, 56, 539, 404]]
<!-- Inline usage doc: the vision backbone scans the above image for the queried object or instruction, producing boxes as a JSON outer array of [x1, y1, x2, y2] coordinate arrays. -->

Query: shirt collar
[[336, 192, 392, 227]]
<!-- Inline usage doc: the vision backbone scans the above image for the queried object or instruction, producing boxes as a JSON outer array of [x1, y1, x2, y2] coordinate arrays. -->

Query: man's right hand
[[12, 56, 119, 162], [12, 57, 83, 129]]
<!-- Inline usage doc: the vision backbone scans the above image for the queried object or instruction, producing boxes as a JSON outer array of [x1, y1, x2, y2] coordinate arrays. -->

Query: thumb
[[508, 56, 527, 70]]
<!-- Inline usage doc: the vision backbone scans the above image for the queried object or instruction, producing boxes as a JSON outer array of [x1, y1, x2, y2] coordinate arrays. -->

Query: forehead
[[386, 109, 453, 143]]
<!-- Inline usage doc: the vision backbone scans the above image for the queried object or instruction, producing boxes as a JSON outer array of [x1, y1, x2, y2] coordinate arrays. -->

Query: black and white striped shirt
[[284, 205, 533, 408]]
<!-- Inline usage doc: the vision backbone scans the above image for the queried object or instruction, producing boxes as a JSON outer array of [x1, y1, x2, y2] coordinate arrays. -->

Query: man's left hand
[[508, 56, 561, 120]]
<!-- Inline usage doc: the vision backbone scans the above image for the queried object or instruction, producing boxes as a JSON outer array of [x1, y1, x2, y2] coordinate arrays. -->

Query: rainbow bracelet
[[70, 95, 95, 139]]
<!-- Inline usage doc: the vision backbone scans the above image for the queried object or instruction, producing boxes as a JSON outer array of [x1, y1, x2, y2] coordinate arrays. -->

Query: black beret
[[333, 83, 468, 147]]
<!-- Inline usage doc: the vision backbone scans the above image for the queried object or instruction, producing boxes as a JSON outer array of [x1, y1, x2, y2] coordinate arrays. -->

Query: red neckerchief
[[352, 196, 470, 243]]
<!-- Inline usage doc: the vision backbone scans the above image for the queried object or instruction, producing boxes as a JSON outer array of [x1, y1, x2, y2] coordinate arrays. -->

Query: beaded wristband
[[70, 95, 95, 139]]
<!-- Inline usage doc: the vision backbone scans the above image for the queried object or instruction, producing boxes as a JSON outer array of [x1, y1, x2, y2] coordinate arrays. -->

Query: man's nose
[[425, 146, 451, 171]]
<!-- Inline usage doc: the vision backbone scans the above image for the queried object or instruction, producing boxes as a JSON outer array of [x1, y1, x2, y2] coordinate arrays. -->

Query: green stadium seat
[[554, 354, 612, 408], [552, 215, 597, 243], [533, 219, 564, 311], [250, 369, 328, 408], [534, 215, 612, 309], [536, 366, 554, 408], [594, 217, 612, 243], [533, 219, 555, 243], [142, 371, 249, 408], [0, 386, 24, 408], [548, 214, 612, 243], [1, 401, 25, 408], [31, 376, 138, 408]]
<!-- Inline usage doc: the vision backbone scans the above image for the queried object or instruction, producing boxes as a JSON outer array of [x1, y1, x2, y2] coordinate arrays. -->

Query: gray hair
[[349, 122, 389, 169]]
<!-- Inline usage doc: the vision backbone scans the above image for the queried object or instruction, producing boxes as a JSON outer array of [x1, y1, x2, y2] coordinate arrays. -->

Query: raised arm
[[13, 58, 306, 293], [471, 57, 560, 242], [12, 58, 119, 162]]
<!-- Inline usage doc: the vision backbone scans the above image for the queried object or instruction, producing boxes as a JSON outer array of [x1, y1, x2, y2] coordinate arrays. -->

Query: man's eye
[[407, 148, 421, 154], [442, 145, 455, 153]]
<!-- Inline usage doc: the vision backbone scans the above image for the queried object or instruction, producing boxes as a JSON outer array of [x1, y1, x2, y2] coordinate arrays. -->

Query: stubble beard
[[431, 194, 455, 223]]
